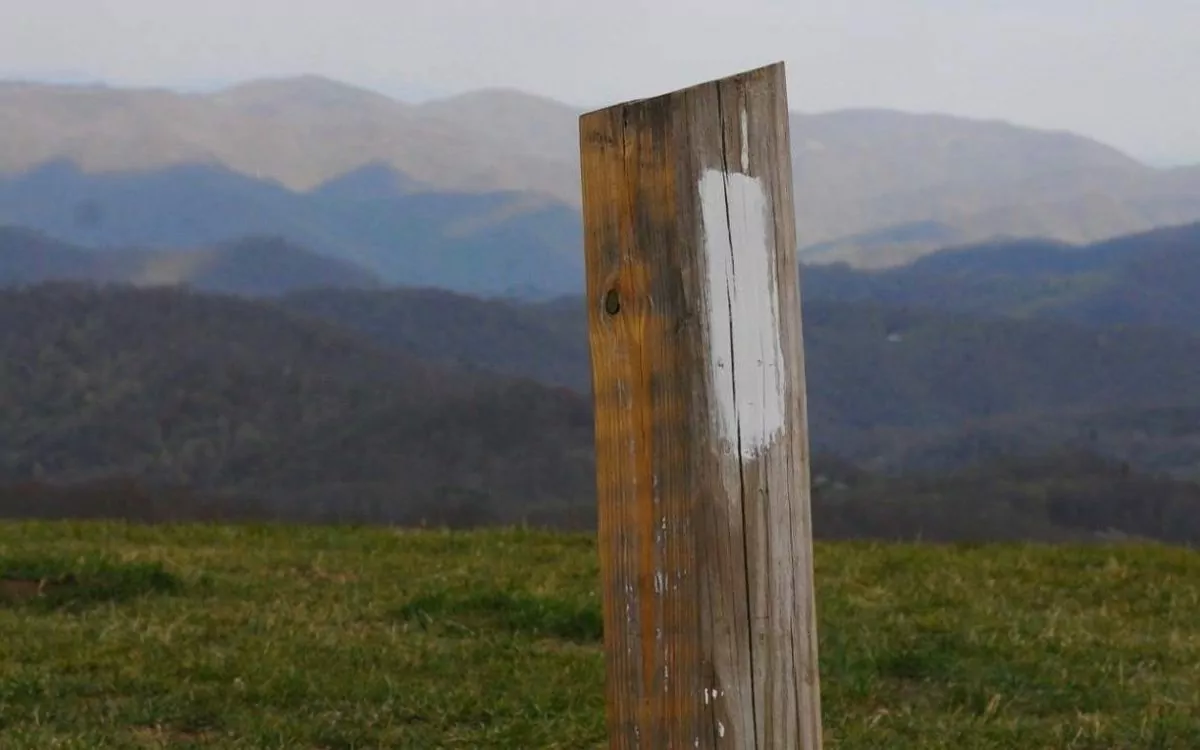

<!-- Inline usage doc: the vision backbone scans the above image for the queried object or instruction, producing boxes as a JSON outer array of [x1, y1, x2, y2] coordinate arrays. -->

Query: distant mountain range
[[12, 206, 1179, 479], [3, 217, 1200, 529], [0, 226, 382, 295], [0, 161, 583, 297], [8, 219, 1199, 332], [4, 279, 1200, 533], [4, 75, 1199, 540], [803, 222, 1200, 332], [271, 285, 1200, 479], [0, 283, 595, 526], [8, 280, 1200, 541], [2, 76, 1199, 279]]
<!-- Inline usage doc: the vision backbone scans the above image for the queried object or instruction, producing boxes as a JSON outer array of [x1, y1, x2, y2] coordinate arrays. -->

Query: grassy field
[[0, 522, 1198, 748]]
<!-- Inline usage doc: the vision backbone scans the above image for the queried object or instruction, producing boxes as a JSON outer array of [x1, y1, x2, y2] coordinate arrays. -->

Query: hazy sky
[[3, 0, 1197, 164]]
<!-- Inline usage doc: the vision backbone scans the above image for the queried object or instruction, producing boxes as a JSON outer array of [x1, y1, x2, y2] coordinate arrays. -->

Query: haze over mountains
[[4, 273, 1200, 538], [3, 72, 1200, 540], [5, 220, 1200, 484], [804, 222, 1200, 332], [0, 282, 597, 526], [0, 226, 382, 295], [2, 75, 1199, 292], [0, 159, 584, 298], [8, 219, 1200, 337]]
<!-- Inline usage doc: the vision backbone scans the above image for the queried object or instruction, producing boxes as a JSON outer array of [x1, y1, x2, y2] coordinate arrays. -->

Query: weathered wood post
[[579, 63, 822, 749]]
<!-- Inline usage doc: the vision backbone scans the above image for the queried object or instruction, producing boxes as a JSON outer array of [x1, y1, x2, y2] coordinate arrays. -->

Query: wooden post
[[579, 63, 822, 749]]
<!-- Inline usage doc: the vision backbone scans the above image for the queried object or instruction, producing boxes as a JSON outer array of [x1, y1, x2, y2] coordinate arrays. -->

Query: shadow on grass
[[0, 555, 181, 612], [394, 587, 602, 643]]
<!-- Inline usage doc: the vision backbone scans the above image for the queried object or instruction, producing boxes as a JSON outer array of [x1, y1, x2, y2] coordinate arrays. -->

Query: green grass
[[0, 522, 1198, 748]]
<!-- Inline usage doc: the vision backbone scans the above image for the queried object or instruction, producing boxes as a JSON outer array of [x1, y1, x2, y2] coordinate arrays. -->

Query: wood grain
[[580, 62, 822, 749]]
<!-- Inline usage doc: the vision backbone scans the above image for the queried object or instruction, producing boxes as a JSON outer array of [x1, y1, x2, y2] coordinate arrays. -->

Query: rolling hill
[[275, 286, 1200, 478], [4, 281, 1200, 537], [785, 108, 1199, 263], [3, 76, 1200, 271], [0, 77, 578, 201], [0, 226, 382, 295], [279, 287, 590, 387], [0, 283, 596, 525], [6, 215, 1200, 478], [802, 221, 1200, 332], [0, 163, 584, 297]]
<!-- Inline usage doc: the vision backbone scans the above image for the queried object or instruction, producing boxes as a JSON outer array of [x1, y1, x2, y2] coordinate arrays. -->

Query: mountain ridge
[[801, 221, 1200, 332], [271, 283, 1200, 479], [0, 282, 596, 524], [0, 226, 383, 295], [4, 278, 1200, 531], [4, 75, 1200, 267], [6, 216, 1200, 325], [0, 162, 583, 297]]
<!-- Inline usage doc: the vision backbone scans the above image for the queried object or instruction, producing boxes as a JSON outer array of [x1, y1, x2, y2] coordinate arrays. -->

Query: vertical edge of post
[[719, 62, 823, 750], [579, 101, 641, 749], [581, 62, 822, 749], [769, 65, 824, 749]]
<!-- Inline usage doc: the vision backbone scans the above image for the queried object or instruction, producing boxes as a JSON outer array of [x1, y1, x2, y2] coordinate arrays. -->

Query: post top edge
[[578, 61, 786, 122]]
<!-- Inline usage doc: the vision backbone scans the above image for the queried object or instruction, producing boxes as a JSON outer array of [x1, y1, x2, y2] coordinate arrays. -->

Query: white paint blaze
[[698, 168, 787, 461]]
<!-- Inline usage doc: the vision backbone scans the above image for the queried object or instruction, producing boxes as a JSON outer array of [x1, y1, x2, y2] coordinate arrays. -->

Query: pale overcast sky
[[2, 0, 1197, 164]]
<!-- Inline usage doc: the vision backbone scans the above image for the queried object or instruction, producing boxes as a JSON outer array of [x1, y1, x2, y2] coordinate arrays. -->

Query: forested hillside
[[0, 226, 382, 295], [803, 222, 1200, 331], [279, 287, 1200, 477], [0, 284, 595, 526], [6, 215, 1200, 486], [3, 214, 1199, 538], [4, 281, 1200, 540]]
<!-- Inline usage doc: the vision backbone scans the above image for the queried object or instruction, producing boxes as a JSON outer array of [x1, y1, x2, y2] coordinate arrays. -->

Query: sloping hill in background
[[802, 222, 1200, 331], [3, 79, 1199, 537], [6, 216, 1199, 476], [1169, 165, 1200, 188], [279, 287, 591, 387], [0, 164, 584, 297], [4, 281, 1200, 538], [836, 405, 1200, 479], [3, 76, 1199, 271], [0, 283, 596, 524], [785, 109, 1189, 262], [0, 77, 578, 200], [0, 226, 382, 295], [415, 88, 582, 163], [276, 286, 1200, 479], [130, 236, 382, 296]]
